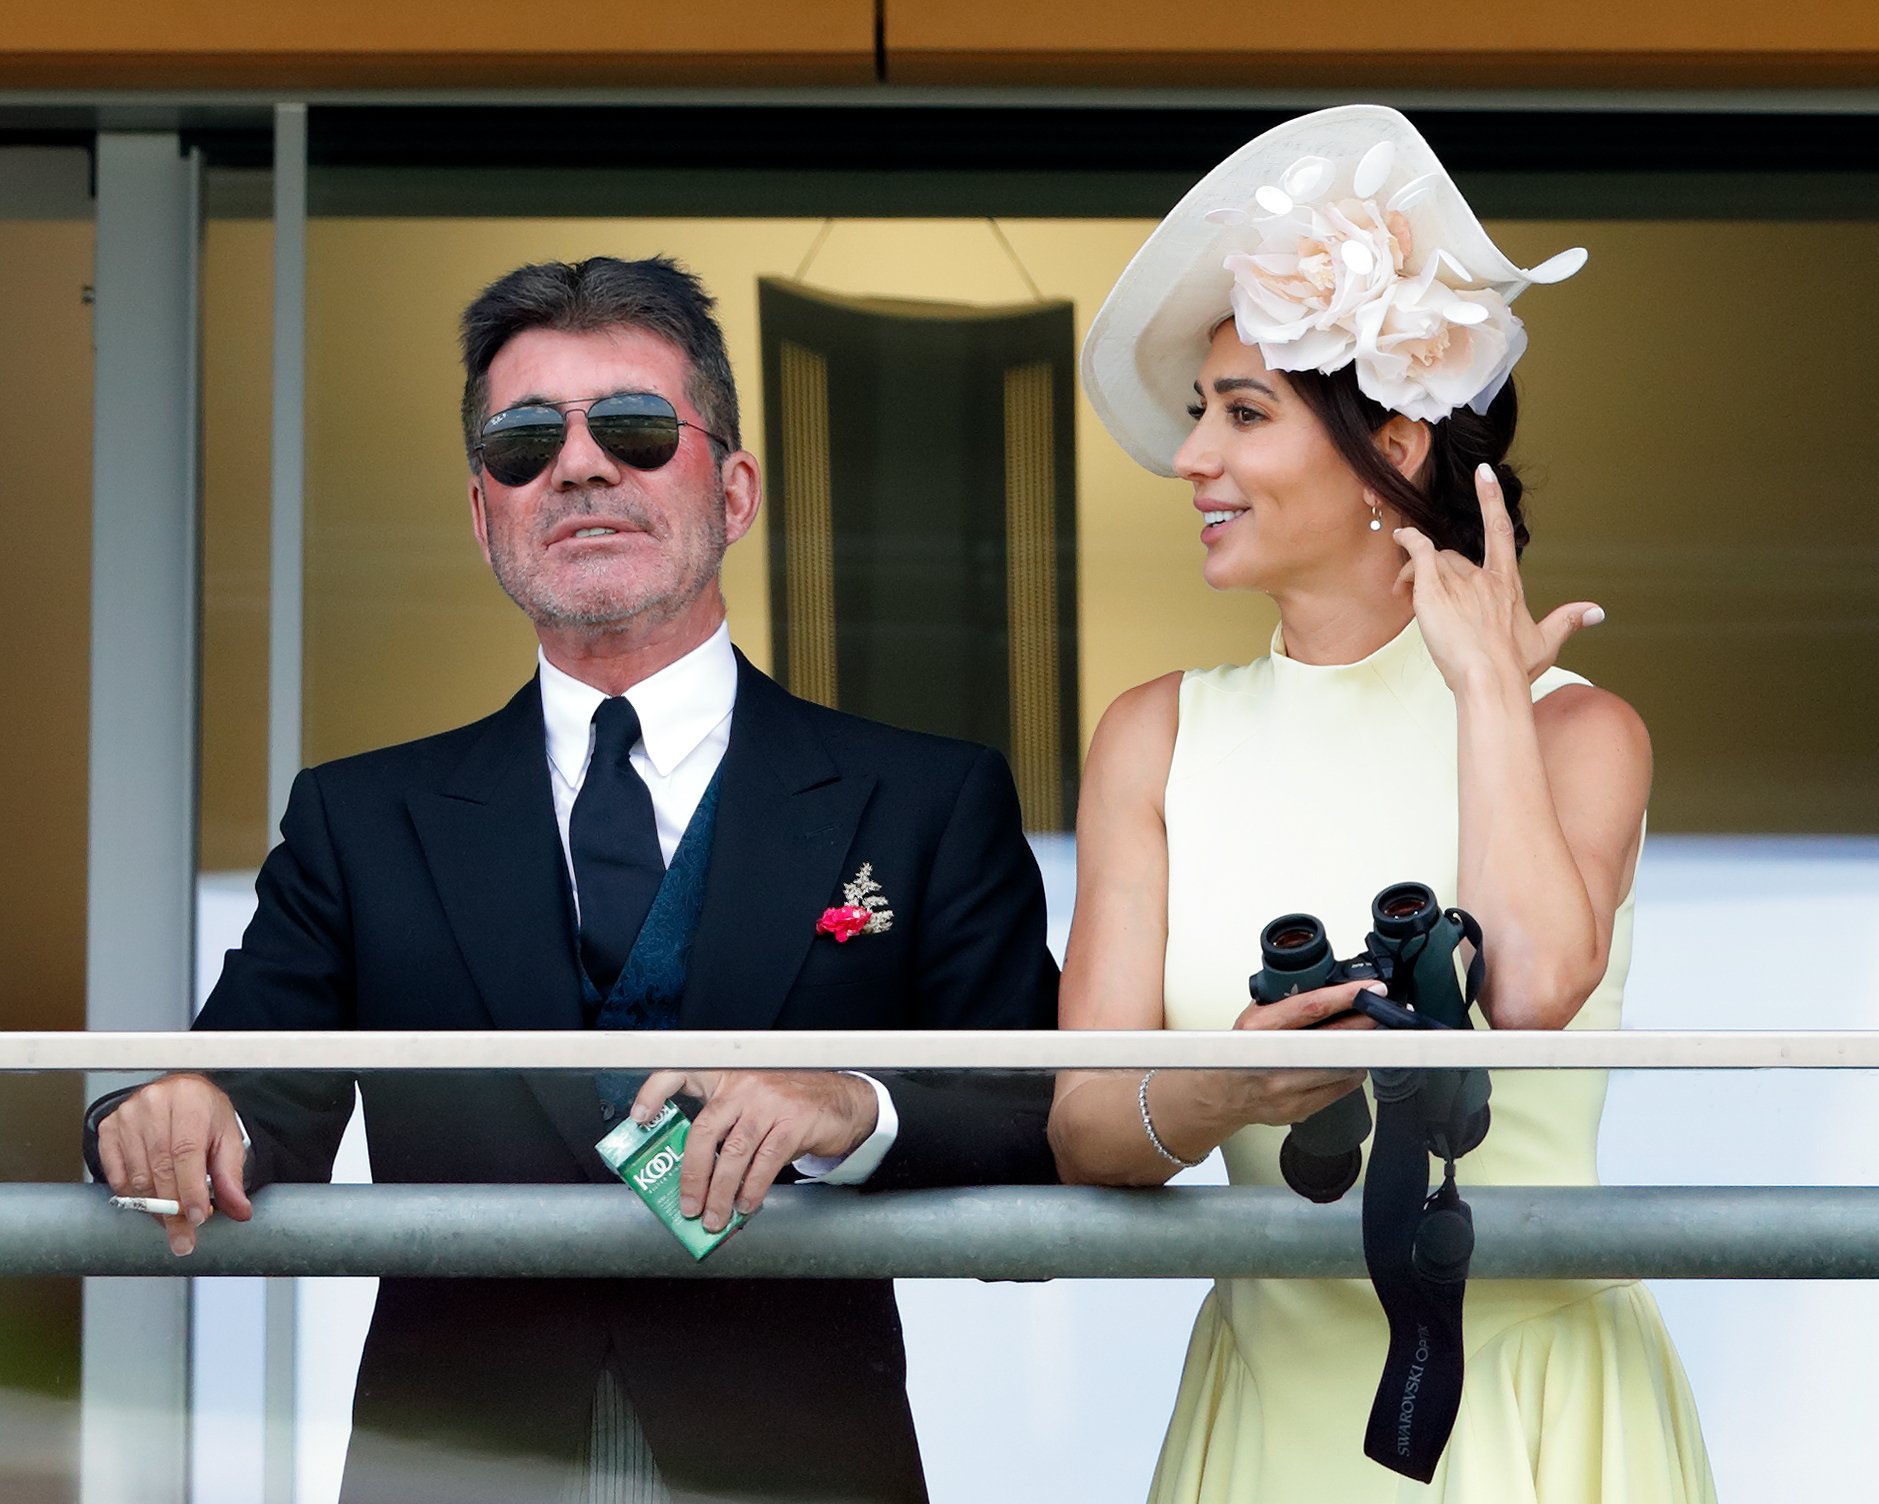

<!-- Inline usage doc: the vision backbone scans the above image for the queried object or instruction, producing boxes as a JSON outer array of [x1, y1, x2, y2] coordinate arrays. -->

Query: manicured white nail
[[1583, 606, 1606, 627], [1476, 462, 1496, 483]]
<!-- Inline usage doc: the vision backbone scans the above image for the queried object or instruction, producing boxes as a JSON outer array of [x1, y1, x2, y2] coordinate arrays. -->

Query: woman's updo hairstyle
[[1283, 363, 1529, 565]]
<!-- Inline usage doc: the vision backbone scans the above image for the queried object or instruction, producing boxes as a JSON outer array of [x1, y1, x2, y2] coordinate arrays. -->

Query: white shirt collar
[[538, 621, 737, 783]]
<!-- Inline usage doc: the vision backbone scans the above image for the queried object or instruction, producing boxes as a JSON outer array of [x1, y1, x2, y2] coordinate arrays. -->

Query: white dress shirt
[[537, 622, 895, 1185]]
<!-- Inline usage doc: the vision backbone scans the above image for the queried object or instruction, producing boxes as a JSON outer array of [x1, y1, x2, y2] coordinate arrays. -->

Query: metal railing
[[6, 1028, 1879, 1071], [11, 1029, 1875, 1283], [6, 1183, 1879, 1280]]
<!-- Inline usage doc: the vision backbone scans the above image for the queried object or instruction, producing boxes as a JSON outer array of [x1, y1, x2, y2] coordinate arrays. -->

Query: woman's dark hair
[[458, 255, 740, 465], [1283, 364, 1528, 563]]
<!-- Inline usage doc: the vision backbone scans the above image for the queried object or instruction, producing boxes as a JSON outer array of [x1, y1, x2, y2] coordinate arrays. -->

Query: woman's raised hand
[[1392, 464, 1603, 687]]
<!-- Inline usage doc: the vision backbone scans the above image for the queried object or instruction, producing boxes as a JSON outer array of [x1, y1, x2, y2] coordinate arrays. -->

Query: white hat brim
[[1080, 104, 1568, 477]]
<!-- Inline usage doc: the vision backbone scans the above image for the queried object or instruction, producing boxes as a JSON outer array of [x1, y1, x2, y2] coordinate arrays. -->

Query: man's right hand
[[95, 1074, 252, 1256]]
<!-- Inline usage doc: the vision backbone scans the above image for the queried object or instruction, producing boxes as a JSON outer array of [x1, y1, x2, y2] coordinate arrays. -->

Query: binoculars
[[1249, 882, 1490, 1204]]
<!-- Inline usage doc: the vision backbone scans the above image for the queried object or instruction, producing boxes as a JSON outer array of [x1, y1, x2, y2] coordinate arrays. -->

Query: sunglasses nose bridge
[[547, 405, 625, 488]]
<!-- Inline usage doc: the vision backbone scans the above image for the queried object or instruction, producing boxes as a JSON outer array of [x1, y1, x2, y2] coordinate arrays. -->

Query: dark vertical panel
[[760, 278, 1079, 828]]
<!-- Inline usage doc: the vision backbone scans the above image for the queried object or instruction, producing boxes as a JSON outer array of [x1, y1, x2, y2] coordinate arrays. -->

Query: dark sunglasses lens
[[479, 407, 565, 487], [588, 396, 682, 471]]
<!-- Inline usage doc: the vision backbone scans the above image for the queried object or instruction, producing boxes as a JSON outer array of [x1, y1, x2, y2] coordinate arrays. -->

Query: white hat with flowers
[[1081, 104, 1588, 475]]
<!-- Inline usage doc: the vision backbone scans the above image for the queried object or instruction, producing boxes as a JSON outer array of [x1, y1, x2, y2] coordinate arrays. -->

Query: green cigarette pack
[[596, 1100, 746, 1261]]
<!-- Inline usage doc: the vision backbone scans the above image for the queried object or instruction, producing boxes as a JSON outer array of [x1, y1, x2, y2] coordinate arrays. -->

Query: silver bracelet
[[1138, 1069, 1206, 1169]]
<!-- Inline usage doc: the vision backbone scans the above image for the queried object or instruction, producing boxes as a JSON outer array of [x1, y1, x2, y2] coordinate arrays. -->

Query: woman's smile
[[1198, 505, 1248, 543]]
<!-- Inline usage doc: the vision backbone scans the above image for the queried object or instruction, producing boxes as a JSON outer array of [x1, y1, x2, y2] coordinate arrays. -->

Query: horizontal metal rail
[[6, 1184, 1877, 1280], [4, 1029, 1879, 1072]]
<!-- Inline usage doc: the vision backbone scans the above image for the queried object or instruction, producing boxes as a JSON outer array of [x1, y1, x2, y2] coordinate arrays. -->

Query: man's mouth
[[548, 518, 643, 546]]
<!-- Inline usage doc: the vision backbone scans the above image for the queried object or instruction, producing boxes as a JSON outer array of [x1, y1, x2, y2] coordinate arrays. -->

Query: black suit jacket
[[93, 653, 1059, 1503]]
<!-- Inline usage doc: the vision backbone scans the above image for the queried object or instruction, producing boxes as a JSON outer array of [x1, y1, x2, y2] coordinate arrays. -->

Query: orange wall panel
[[12, 1, 1879, 88], [883, 0, 1879, 86], [1, 1, 878, 88]]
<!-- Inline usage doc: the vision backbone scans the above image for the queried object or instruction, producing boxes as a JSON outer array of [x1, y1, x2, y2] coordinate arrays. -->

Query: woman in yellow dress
[[1047, 105, 1716, 1502]]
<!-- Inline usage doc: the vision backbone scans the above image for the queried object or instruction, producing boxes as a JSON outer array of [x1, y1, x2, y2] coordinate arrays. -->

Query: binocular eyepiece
[[1250, 882, 1490, 1203], [1254, 882, 1450, 1000]]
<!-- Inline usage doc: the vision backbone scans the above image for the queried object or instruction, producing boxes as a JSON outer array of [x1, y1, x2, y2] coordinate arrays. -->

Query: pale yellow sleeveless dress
[[1152, 619, 1715, 1504]]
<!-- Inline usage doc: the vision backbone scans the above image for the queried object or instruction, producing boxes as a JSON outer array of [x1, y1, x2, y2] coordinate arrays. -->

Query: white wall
[[1598, 837, 1879, 1502]]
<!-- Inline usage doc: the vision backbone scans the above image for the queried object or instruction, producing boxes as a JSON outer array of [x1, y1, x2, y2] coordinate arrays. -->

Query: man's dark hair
[[458, 255, 741, 465]]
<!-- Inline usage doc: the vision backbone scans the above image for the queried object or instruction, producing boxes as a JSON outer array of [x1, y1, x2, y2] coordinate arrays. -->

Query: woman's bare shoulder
[[1084, 673, 1184, 802], [1533, 681, 1652, 776]]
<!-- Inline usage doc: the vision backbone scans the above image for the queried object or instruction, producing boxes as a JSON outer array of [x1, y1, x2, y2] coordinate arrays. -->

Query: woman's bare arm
[[1456, 676, 1650, 1028], [1049, 675, 1370, 1185], [1395, 464, 1651, 1029]]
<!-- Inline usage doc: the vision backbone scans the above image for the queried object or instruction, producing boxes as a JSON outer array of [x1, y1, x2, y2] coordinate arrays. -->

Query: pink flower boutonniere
[[817, 863, 894, 943], [816, 905, 872, 943]]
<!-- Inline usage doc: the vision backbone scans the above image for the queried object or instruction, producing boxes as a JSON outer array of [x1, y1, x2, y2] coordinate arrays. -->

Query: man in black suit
[[87, 256, 1059, 1503]]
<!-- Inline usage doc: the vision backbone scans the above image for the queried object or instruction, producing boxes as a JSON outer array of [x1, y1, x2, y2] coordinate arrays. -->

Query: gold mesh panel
[[779, 340, 837, 707], [1004, 361, 1062, 830]]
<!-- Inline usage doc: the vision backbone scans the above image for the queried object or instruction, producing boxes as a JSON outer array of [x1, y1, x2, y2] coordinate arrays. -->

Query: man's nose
[[550, 409, 623, 491]]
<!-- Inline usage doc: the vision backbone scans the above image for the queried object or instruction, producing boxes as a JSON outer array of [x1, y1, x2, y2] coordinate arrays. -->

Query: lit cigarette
[[109, 1196, 182, 1216]]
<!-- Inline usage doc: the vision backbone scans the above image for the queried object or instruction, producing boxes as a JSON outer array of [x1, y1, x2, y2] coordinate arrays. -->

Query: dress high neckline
[[1268, 615, 1427, 681]]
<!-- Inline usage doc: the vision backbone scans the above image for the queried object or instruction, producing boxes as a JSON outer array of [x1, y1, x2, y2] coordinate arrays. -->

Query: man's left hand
[[629, 1071, 879, 1232]]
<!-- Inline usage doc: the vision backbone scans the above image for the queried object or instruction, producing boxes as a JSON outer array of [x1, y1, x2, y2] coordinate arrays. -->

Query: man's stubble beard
[[488, 484, 729, 634]]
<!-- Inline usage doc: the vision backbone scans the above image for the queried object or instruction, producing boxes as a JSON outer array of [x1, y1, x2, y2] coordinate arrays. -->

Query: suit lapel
[[407, 678, 602, 1171], [682, 655, 875, 1031]]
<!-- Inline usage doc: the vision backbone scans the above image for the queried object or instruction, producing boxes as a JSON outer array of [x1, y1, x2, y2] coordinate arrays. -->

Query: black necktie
[[570, 696, 665, 995]]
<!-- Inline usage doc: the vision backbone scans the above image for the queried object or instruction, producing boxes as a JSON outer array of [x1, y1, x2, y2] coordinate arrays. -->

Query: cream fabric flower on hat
[[1214, 140, 1536, 422], [1362, 280, 1527, 422]]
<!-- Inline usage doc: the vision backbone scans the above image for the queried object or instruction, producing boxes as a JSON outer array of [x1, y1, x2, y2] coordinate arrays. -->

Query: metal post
[[263, 101, 309, 1504], [82, 130, 203, 1504], [268, 103, 306, 838]]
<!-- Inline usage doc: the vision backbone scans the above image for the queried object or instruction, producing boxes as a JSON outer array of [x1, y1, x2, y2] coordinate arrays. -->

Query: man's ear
[[1374, 414, 1432, 483], [467, 472, 495, 567], [721, 449, 762, 548]]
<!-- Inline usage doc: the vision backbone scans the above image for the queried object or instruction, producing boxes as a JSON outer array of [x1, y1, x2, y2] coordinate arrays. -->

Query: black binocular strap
[[1361, 1089, 1467, 1482], [1449, 907, 1486, 1010]]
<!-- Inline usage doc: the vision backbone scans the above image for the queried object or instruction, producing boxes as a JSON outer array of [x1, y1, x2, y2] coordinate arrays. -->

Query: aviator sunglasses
[[473, 391, 729, 487]]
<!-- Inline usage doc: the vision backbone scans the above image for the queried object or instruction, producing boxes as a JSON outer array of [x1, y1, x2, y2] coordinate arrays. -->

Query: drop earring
[[1366, 492, 1383, 532]]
